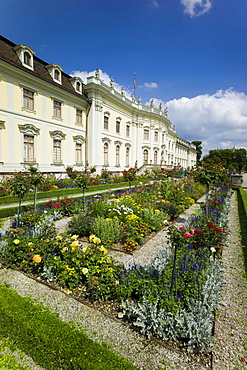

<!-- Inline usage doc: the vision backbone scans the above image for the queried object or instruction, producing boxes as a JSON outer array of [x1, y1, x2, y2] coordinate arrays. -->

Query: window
[[126, 147, 130, 167], [76, 143, 82, 163], [116, 119, 120, 134], [24, 135, 34, 162], [24, 52, 31, 66], [104, 116, 109, 130], [154, 150, 158, 165], [144, 128, 149, 140], [154, 131, 158, 142], [54, 69, 60, 81], [76, 81, 81, 92], [23, 88, 34, 111], [104, 143, 109, 166], [53, 100, 62, 118], [126, 124, 130, 137], [162, 133, 164, 143], [116, 145, 120, 166], [143, 149, 148, 164], [53, 140, 62, 163], [76, 109, 82, 125], [14, 44, 34, 70]]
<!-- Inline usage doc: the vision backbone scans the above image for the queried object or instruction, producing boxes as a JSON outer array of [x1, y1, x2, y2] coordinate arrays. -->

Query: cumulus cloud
[[146, 89, 247, 155], [144, 82, 158, 89], [70, 69, 132, 98], [181, 0, 212, 17]]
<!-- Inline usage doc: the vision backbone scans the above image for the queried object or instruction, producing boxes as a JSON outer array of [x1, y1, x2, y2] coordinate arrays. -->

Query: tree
[[203, 148, 247, 172], [192, 141, 202, 163]]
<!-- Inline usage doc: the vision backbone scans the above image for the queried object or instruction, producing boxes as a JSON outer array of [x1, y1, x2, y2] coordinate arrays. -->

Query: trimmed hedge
[[0, 284, 138, 370], [235, 187, 247, 272], [0, 182, 140, 206]]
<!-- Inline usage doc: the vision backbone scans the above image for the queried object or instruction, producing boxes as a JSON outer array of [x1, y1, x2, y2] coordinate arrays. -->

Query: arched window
[[104, 143, 109, 166], [116, 145, 120, 166], [24, 51, 31, 66], [126, 147, 130, 167], [143, 149, 148, 164], [154, 150, 158, 165], [54, 69, 60, 81], [76, 81, 81, 92]]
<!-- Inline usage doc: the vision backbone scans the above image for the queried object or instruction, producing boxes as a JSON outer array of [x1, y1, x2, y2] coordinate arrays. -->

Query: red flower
[[240, 358, 246, 362], [195, 230, 204, 235]]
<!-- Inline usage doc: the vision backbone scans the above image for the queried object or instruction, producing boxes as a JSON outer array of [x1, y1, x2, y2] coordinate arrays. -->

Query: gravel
[[0, 192, 246, 369]]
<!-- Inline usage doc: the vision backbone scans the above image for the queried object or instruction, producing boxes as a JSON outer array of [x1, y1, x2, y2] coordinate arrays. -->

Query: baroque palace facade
[[0, 35, 197, 177]]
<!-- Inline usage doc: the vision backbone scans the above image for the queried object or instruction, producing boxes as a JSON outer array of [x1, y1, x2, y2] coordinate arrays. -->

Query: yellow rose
[[99, 246, 108, 255], [82, 246, 88, 253], [33, 255, 41, 263], [82, 268, 89, 275], [62, 247, 68, 252], [115, 280, 120, 285], [13, 239, 20, 245], [56, 236, 62, 241], [71, 235, 79, 240], [70, 240, 79, 249]]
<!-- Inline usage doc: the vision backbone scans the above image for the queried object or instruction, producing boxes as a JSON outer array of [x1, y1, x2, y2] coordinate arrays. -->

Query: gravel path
[[0, 192, 247, 369]]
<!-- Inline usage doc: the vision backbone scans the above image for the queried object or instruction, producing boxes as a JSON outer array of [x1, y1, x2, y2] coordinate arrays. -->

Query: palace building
[[0, 35, 197, 177]]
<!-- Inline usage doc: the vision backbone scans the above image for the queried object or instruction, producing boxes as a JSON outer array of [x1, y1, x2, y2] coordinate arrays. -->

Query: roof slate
[[0, 35, 88, 101]]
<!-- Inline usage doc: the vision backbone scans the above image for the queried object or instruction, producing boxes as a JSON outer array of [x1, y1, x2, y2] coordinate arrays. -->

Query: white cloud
[[181, 0, 212, 17], [144, 82, 158, 89], [146, 0, 159, 8], [146, 89, 247, 156], [70, 69, 132, 98]]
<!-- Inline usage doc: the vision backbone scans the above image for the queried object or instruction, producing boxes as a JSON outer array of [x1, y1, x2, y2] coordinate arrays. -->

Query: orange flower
[[33, 255, 41, 263]]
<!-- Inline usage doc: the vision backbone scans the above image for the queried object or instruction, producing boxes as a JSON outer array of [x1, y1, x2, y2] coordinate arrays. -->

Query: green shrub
[[90, 217, 121, 245]]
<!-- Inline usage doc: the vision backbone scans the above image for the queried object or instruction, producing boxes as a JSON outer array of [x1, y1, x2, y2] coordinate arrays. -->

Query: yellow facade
[[0, 35, 196, 177]]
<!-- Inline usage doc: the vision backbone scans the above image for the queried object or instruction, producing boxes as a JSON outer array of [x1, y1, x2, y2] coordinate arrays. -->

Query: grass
[[0, 284, 139, 370], [235, 188, 247, 276]]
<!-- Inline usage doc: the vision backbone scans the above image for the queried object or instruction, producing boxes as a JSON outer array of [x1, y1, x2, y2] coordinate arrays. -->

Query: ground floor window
[[143, 149, 148, 164], [53, 139, 61, 163], [24, 134, 34, 162]]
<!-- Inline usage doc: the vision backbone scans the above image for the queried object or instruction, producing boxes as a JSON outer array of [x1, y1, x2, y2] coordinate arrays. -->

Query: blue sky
[[1, 0, 247, 156]]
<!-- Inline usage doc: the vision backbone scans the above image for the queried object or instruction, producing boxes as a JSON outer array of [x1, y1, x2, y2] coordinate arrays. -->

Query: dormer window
[[46, 64, 63, 85], [69, 77, 84, 94], [54, 69, 60, 81], [24, 52, 31, 66], [13, 44, 35, 71], [76, 81, 81, 92]]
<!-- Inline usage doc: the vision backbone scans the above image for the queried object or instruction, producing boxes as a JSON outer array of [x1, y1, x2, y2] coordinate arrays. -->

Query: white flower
[[210, 247, 216, 253]]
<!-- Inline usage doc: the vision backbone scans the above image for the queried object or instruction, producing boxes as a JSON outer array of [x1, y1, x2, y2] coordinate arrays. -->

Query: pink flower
[[179, 225, 185, 229], [184, 232, 193, 239], [190, 229, 195, 235]]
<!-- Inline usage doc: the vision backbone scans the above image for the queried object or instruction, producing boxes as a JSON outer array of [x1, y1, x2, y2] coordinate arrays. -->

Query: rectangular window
[[154, 131, 158, 142], [104, 116, 109, 130], [53, 139, 61, 163], [53, 100, 62, 118], [76, 143, 82, 163], [24, 134, 34, 162], [144, 129, 149, 140], [162, 133, 164, 143], [23, 88, 34, 110], [126, 124, 130, 137], [116, 120, 120, 134], [76, 109, 82, 125]]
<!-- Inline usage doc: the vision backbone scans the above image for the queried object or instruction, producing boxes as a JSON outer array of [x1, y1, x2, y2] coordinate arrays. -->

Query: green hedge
[[0, 284, 138, 370], [234, 187, 247, 273], [0, 181, 139, 206]]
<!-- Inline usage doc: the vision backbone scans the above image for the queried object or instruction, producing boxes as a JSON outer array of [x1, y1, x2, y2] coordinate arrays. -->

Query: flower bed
[[0, 176, 231, 357]]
